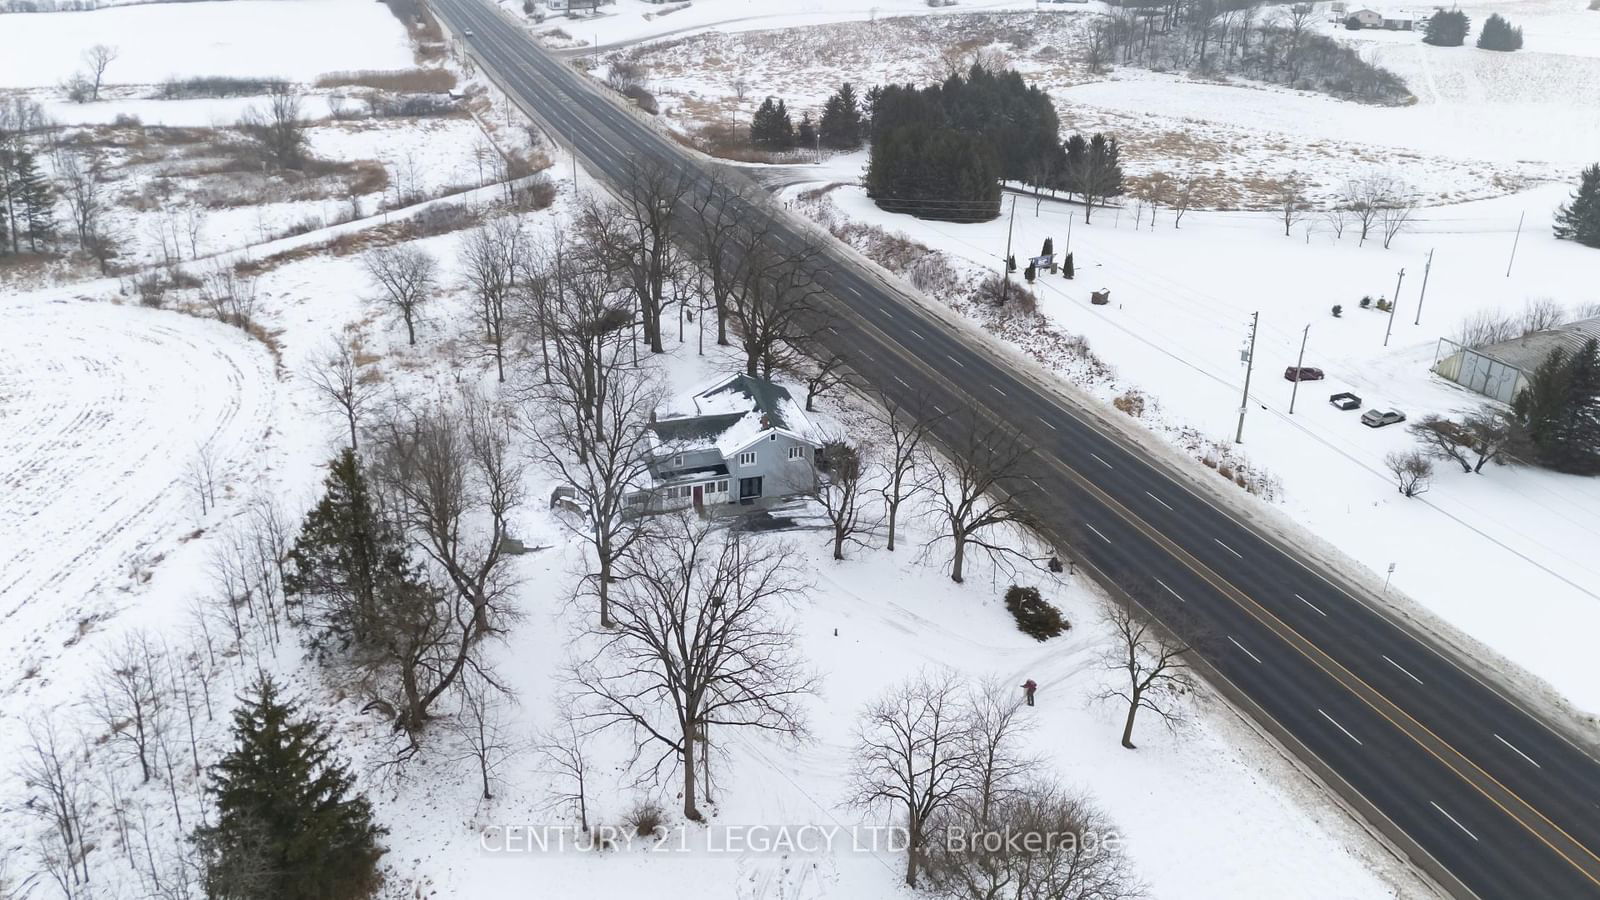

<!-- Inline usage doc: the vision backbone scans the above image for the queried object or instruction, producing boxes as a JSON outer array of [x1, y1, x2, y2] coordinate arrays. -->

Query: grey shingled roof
[[698, 374, 794, 430], [1474, 316, 1600, 374]]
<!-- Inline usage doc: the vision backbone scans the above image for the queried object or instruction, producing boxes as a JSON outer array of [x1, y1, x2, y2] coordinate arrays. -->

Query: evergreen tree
[[14, 150, 54, 252], [1423, 9, 1470, 47], [1476, 13, 1522, 50], [797, 112, 817, 149], [861, 84, 883, 133], [284, 449, 420, 652], [750, 97, 795, 149], [1513, 340, 1600, 474], [0, 145, 18, 255], [1042, 237, 1053, 257], [1554, 163, 1600, 248], [194, 676, 385, 900], [1064, 251, 1075, 279], [819, 82, 863, 150], [1062, 132, 1124, 223]]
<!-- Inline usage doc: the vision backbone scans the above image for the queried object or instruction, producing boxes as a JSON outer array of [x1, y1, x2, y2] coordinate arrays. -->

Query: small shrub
[[1216, 463, 1234, 480], [1004, 585, 1068, 642], [1359, 295, 1372, 309], [621, 84, 658, 115], [1113, 390, 1146, 418], [1375, 298, 1391, 312], [624, 800, 667, 838], [1331, 304, 1342, 317]]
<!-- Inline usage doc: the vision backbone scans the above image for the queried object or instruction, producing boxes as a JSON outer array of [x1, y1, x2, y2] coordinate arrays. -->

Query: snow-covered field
[[0, 0, 414, 87], [785, 175, 1600, 716]]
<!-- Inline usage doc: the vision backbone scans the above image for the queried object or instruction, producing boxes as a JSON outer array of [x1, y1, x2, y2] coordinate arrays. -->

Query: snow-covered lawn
[[786, 175, 1600, 716], [0, 0, 414, 88]]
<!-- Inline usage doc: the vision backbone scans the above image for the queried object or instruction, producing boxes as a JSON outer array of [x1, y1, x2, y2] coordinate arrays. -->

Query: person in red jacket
[[1021, 679, 1038, 706]]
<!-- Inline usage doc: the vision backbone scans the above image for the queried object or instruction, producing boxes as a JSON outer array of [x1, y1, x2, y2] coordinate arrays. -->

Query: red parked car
[[1284, 366, 1325, 382]]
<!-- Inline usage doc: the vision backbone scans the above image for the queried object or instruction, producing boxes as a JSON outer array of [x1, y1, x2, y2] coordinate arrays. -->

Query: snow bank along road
[[435, 1, 1600, 895], [0, 298, 274, 692]]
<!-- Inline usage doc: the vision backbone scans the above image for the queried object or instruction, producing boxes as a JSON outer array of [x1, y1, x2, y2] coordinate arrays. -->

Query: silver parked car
[[1361, 409, 1407, 428]]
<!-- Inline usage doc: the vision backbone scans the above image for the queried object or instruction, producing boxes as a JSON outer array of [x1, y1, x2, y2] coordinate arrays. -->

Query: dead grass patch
[[316, 68, 456, 92]]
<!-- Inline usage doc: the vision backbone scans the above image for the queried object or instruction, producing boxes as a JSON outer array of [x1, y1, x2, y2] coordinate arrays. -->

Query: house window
[[739, 451, 757, 467], [664, 486, 679, 500], [672, 454, 683, 467], [716, 480, 728, 493], [787, 446, 805, 461]]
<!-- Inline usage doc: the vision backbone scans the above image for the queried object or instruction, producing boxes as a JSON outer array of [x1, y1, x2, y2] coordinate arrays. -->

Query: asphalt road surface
[[433, 3, 1600, 895]]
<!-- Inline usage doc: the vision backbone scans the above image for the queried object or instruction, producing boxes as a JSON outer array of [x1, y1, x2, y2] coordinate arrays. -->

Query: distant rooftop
[[651, 374, 818, 455]]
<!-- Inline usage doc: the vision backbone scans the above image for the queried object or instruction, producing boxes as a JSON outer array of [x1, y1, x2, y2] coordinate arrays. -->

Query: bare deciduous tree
[[1380, 187, 1416, 249], [875, 394, 939, 552], [363, 245, 438, 345], [584, 159, 695, 354], [847, 670, 973, 888], [83, 44, 118, 101], [807, 437, 877, 561], [537, 705, 594, 831], [725, 229, 829, 378], [461, 218, 525, 382], [188, 439, 221, 517], [1276, 178, 1308, 237], [926, 416, 1041, 584], [16, 717, 93, 890], [1385, 449, 1434, 497], [1343, 171, 1402, 246], [449, 673, 518, 801], [1099, 601, 1195, 750], [304, 342, 378, 452], [237, 84, 307, 170], [90, 630, 167, 783], [520, 243, 652, 629], [574, 518, 816, 821]]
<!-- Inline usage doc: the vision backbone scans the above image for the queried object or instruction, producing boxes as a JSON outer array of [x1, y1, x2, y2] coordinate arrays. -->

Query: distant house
[[638, 374, 822, 511], [545, 0, 613, 13], [1432, 317, 1600, 404], [1346, 8, 1415, 29]]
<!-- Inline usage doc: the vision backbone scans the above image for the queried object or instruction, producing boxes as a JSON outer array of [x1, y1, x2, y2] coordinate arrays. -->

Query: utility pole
[[1235, 311, 1258, 444], [1065, 211, 1075, 255], [1506, 211, 1524, 278], [1383, 268, 1405, 348], [1000, 194, 1017, 304], [1289, 324, 1309, 414], [1412, 248, 1434, 326]]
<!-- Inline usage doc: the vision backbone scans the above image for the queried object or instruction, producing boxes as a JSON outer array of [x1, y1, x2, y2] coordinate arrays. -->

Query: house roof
[[651, 373, 820, 456], [1469, 316, 1600, 374]]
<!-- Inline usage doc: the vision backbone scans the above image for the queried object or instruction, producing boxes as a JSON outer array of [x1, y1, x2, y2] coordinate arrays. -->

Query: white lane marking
[[1145, 491, 1173, 511], [991, 384, 1007, 397], [827, 326, 840, 335], [1214, 539, 1243, 559], [1383, 654, 1425, 686], [946, 354, 966, 368], [932, 404, 946, 415], [893, 375, 910, 388], [1318, 709, 1364, 746], [908, 328, 925, 342], [1038, 416, 1058, 431], [1089, 453, 1113, 469], [1295, 593, 1327, 617], [1430, 801, 1479, 842], [1228, 636, 1262, 664], [1085, 523, 1111, 544], [1494, 733, 1542, 769], [1157, 579, 1184, 603]]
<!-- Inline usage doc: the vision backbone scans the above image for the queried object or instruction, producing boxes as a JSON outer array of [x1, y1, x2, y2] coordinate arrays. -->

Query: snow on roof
[[1471, 316, 1600, 374], [650, 374, 819, 455]]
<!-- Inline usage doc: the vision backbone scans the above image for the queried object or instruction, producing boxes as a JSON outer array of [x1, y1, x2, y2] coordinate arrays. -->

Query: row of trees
[[1087, 1, 1409, 104]]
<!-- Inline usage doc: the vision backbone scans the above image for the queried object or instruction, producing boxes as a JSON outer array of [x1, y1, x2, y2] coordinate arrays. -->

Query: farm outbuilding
[[1432, 316, 1600, 404]]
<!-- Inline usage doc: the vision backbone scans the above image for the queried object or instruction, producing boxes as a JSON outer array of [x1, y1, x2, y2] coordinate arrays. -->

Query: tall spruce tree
[[797, 111, 817, 149], [819, 82, 863, 150], [194, 676, 385, 900], [14, 150, 53, 251], [284, 449, 420, 652], [1554, 164, 1600, 248], [1476, 13, 1523, 50], [1514, 340, 1600, 474], [1423, 9, 1470, 46], [750, 97, 794, 149]]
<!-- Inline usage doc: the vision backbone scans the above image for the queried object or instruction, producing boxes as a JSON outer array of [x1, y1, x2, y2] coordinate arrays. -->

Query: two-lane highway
[[431, 3, 1600, 895]]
